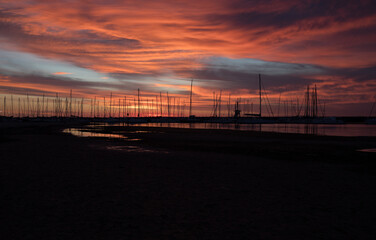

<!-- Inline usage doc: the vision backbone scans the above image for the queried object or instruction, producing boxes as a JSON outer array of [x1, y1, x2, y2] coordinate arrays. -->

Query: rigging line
[[263, 96, 271, 116], [369, 95, 376, 118], [319, 99, 325, 117], [261, 82, 274, 117], [278, 92, 281, 117]]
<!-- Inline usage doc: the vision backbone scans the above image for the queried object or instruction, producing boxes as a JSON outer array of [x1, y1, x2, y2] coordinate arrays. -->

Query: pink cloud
[[0, 0, 375, 116], [53, 72, 72, 75]]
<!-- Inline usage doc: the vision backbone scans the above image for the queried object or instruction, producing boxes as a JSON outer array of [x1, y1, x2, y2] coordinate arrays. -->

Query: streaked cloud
[[0, 0, 375, 115], [53, 72, 72, 75]]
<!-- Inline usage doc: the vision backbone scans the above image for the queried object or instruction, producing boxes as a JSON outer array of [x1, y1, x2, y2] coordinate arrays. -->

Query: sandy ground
[[1, 122, 376, 239]]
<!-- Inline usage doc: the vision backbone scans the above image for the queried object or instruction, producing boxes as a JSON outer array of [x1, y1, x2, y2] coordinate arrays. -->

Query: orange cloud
[[0, 0, 375, 116], [53, 72, 72, 75]]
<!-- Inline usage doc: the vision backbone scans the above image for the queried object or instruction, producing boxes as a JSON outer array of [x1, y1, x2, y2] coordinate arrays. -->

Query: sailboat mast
[[27, 93, 30, 117], [109, 92, 112, 118], [138, 89, 140, 117], [159, 92, 162, 117], [167, 92, 170, 117], [69, 90, 72, 117], [189, 79, 193, 116], [124, 96, 127, 117], [3, 96, 6, 117], [103, 97, 106, 118], [81, 98, 84, 118], [218, 90, 222, 118], [18, 97, 21, 118], [315, 85, 318, 118], [11, 95, 13, 117], [259, 74, 262, 117]]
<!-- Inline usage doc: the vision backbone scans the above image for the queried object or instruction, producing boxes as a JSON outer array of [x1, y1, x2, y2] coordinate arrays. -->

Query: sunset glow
[[1, 0, 375, 116]]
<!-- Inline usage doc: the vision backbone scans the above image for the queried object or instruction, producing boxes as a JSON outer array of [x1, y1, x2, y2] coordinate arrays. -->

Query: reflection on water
[[127, 131, 152, 134], [64, 122, 376, 138], [126, 123, 376, 137], [358, 148, 376, 153], [63, 128, 128, 139], [106, 145, 166, 153], [64, 128, 154, 152]]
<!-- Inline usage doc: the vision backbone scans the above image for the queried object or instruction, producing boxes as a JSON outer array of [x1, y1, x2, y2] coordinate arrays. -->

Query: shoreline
[[1, 118, 376, 138], [1, 115, 375, 124], [1, 122, 376, 239]]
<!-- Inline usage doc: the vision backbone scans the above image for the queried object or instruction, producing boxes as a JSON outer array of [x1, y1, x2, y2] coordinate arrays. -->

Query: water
[[64, 123, 376, 138], [63, 127, 167, 153], [63, 128, 126, 139], [63, 124, 375, 153], [63, 128, 141, 140], [106, 145, 168, 153], [358, 148, 376, 153], [125, 123, 376, 137]]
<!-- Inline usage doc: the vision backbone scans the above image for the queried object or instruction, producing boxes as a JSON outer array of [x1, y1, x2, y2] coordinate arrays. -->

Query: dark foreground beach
[[1, 122, 376, 239]]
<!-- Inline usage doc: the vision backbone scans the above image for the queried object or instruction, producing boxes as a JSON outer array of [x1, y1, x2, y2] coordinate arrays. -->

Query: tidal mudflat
[[1, 122, 376, 239]]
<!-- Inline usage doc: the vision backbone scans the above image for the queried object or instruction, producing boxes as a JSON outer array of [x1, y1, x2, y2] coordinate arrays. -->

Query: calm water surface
[[126, 123, 376, 137]]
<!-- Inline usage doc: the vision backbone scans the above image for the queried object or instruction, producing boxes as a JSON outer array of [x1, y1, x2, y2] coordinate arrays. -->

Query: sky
[[0, 0, 375, 116]]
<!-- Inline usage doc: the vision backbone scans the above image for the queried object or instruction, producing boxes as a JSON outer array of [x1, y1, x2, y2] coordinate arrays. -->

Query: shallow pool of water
[[63, 128, 127, 139], [101, 122, 376, 137], [357, 148, 376, 153], [106, 145, 166, 153]]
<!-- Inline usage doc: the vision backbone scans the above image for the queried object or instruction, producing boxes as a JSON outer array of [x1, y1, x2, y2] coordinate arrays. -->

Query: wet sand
[[1, 122, 376, 239]]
